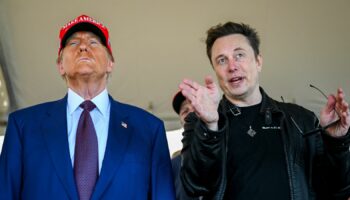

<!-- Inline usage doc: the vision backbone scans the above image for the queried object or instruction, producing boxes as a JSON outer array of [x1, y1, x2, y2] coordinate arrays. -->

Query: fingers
[[178, 77, 220, 125], [179, 79, 195, 99], [335, 88, 350, 127], [204, 76, 215, 88], [323, 95, 336, 114], [320, 88, 350, 136], [181, 89, 196, 104], [337, 87, 344, 96], [179, 78, 205, 107], [180, 79, 200, 92], [323, 88, 345, 115], [335, 88, 348, 114], [336, 88, 345, 107], [180, 78, 212, 98], [182, 76, 215, 90]]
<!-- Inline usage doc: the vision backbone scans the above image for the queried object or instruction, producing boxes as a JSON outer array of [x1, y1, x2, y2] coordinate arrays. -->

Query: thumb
[[204, 75, 216, 89], [324, 95, 336, 113]]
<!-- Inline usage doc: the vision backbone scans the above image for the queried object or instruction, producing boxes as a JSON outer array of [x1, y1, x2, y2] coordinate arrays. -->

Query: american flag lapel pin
[[121, 121, 128, 128]]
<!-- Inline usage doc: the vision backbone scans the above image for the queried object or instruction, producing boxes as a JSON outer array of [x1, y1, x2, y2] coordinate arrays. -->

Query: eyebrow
[[233, 47, 245, 52], [213, 47, 246, 62], [213, 54, 225, 62]]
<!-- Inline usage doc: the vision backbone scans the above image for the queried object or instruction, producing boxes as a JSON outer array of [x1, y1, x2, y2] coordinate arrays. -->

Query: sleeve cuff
[[322, 131, 350, 153], [196, 112, 227, 141]]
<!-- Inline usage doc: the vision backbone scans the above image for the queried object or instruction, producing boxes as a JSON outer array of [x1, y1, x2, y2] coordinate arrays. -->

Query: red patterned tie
[[74, 100, 98, 200]]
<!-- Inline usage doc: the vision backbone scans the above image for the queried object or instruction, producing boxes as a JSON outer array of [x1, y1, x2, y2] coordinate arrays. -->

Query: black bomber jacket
[[180, 88, 350, 200]]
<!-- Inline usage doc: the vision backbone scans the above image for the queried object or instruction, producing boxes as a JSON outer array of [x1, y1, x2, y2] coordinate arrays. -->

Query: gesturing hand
[[179, 76, 221, 131], [320, 88, 350, 137]]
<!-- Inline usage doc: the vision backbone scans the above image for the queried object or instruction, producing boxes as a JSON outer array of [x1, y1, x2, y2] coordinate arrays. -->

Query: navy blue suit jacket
[[0, 96, 175, 199]]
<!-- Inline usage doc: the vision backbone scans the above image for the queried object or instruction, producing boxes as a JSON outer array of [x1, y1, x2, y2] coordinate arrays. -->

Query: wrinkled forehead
[[211, 34, 253, 58]]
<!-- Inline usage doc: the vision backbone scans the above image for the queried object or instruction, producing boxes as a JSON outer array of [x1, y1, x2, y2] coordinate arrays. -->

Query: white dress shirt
[[66, 88, 110, 173]]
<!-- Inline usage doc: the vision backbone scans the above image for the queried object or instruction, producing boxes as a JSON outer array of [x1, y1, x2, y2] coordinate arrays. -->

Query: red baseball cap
[[172, 91, 186, 115], [58, 14, 113, 58]]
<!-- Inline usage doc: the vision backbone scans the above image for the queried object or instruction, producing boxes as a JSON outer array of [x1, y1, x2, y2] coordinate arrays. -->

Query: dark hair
[[206, 22, 260, 64]]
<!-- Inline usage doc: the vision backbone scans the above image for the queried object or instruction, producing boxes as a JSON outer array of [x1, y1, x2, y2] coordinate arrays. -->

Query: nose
[[228, 58, 238, 72], [79, 41, 88, 52]]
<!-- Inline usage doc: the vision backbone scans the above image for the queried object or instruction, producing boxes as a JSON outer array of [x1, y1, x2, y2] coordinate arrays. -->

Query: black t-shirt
[[224, 102, 290, 200]]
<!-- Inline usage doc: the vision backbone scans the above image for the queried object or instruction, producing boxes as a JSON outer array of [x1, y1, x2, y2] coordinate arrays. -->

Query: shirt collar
[[67, 88, 110, 116]]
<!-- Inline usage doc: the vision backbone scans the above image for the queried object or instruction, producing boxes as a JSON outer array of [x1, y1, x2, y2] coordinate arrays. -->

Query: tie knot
[[80, 100, 96, 112]]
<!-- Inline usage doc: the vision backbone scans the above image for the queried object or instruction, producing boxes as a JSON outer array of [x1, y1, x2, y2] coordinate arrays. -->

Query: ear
[[56, 60, 65, 76], [106, 58, 114, 73], [56, 51, 66, 76], [256, 54, 263, 72]]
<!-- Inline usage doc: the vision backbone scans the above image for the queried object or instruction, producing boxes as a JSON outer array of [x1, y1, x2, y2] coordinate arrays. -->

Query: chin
[[228, 84, 245, 92], [227, 87, 248, 97]]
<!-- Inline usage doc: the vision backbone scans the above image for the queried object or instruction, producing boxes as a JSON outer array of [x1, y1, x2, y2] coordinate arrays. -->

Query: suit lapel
[[42, 97, 79, 200], [92, 98, 132, 199]]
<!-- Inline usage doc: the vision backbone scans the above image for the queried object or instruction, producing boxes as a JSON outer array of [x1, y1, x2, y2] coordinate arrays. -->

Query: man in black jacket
[[179, 22, 350, 200]]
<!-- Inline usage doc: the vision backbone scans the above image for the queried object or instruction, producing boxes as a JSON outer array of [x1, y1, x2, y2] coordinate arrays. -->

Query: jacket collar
[[259, 87, 282, 114], [220, 87, 282, 114], [91, 96, 132, 199], [219, 87, 283, 125], [42, 95, 79, 199]]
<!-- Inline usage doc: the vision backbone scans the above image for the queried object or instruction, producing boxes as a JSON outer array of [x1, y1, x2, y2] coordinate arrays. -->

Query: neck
[[225, 86, 262, 107], [67, 79, 107, 100]]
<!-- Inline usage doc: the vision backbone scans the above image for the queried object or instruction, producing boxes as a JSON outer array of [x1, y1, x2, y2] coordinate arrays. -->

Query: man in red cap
[[0, 14, 175, 200]]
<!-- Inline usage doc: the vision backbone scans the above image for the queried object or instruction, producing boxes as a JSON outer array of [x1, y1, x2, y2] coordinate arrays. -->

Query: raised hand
[[320, 88, 350, 137], [179, 76, 221, 131]]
